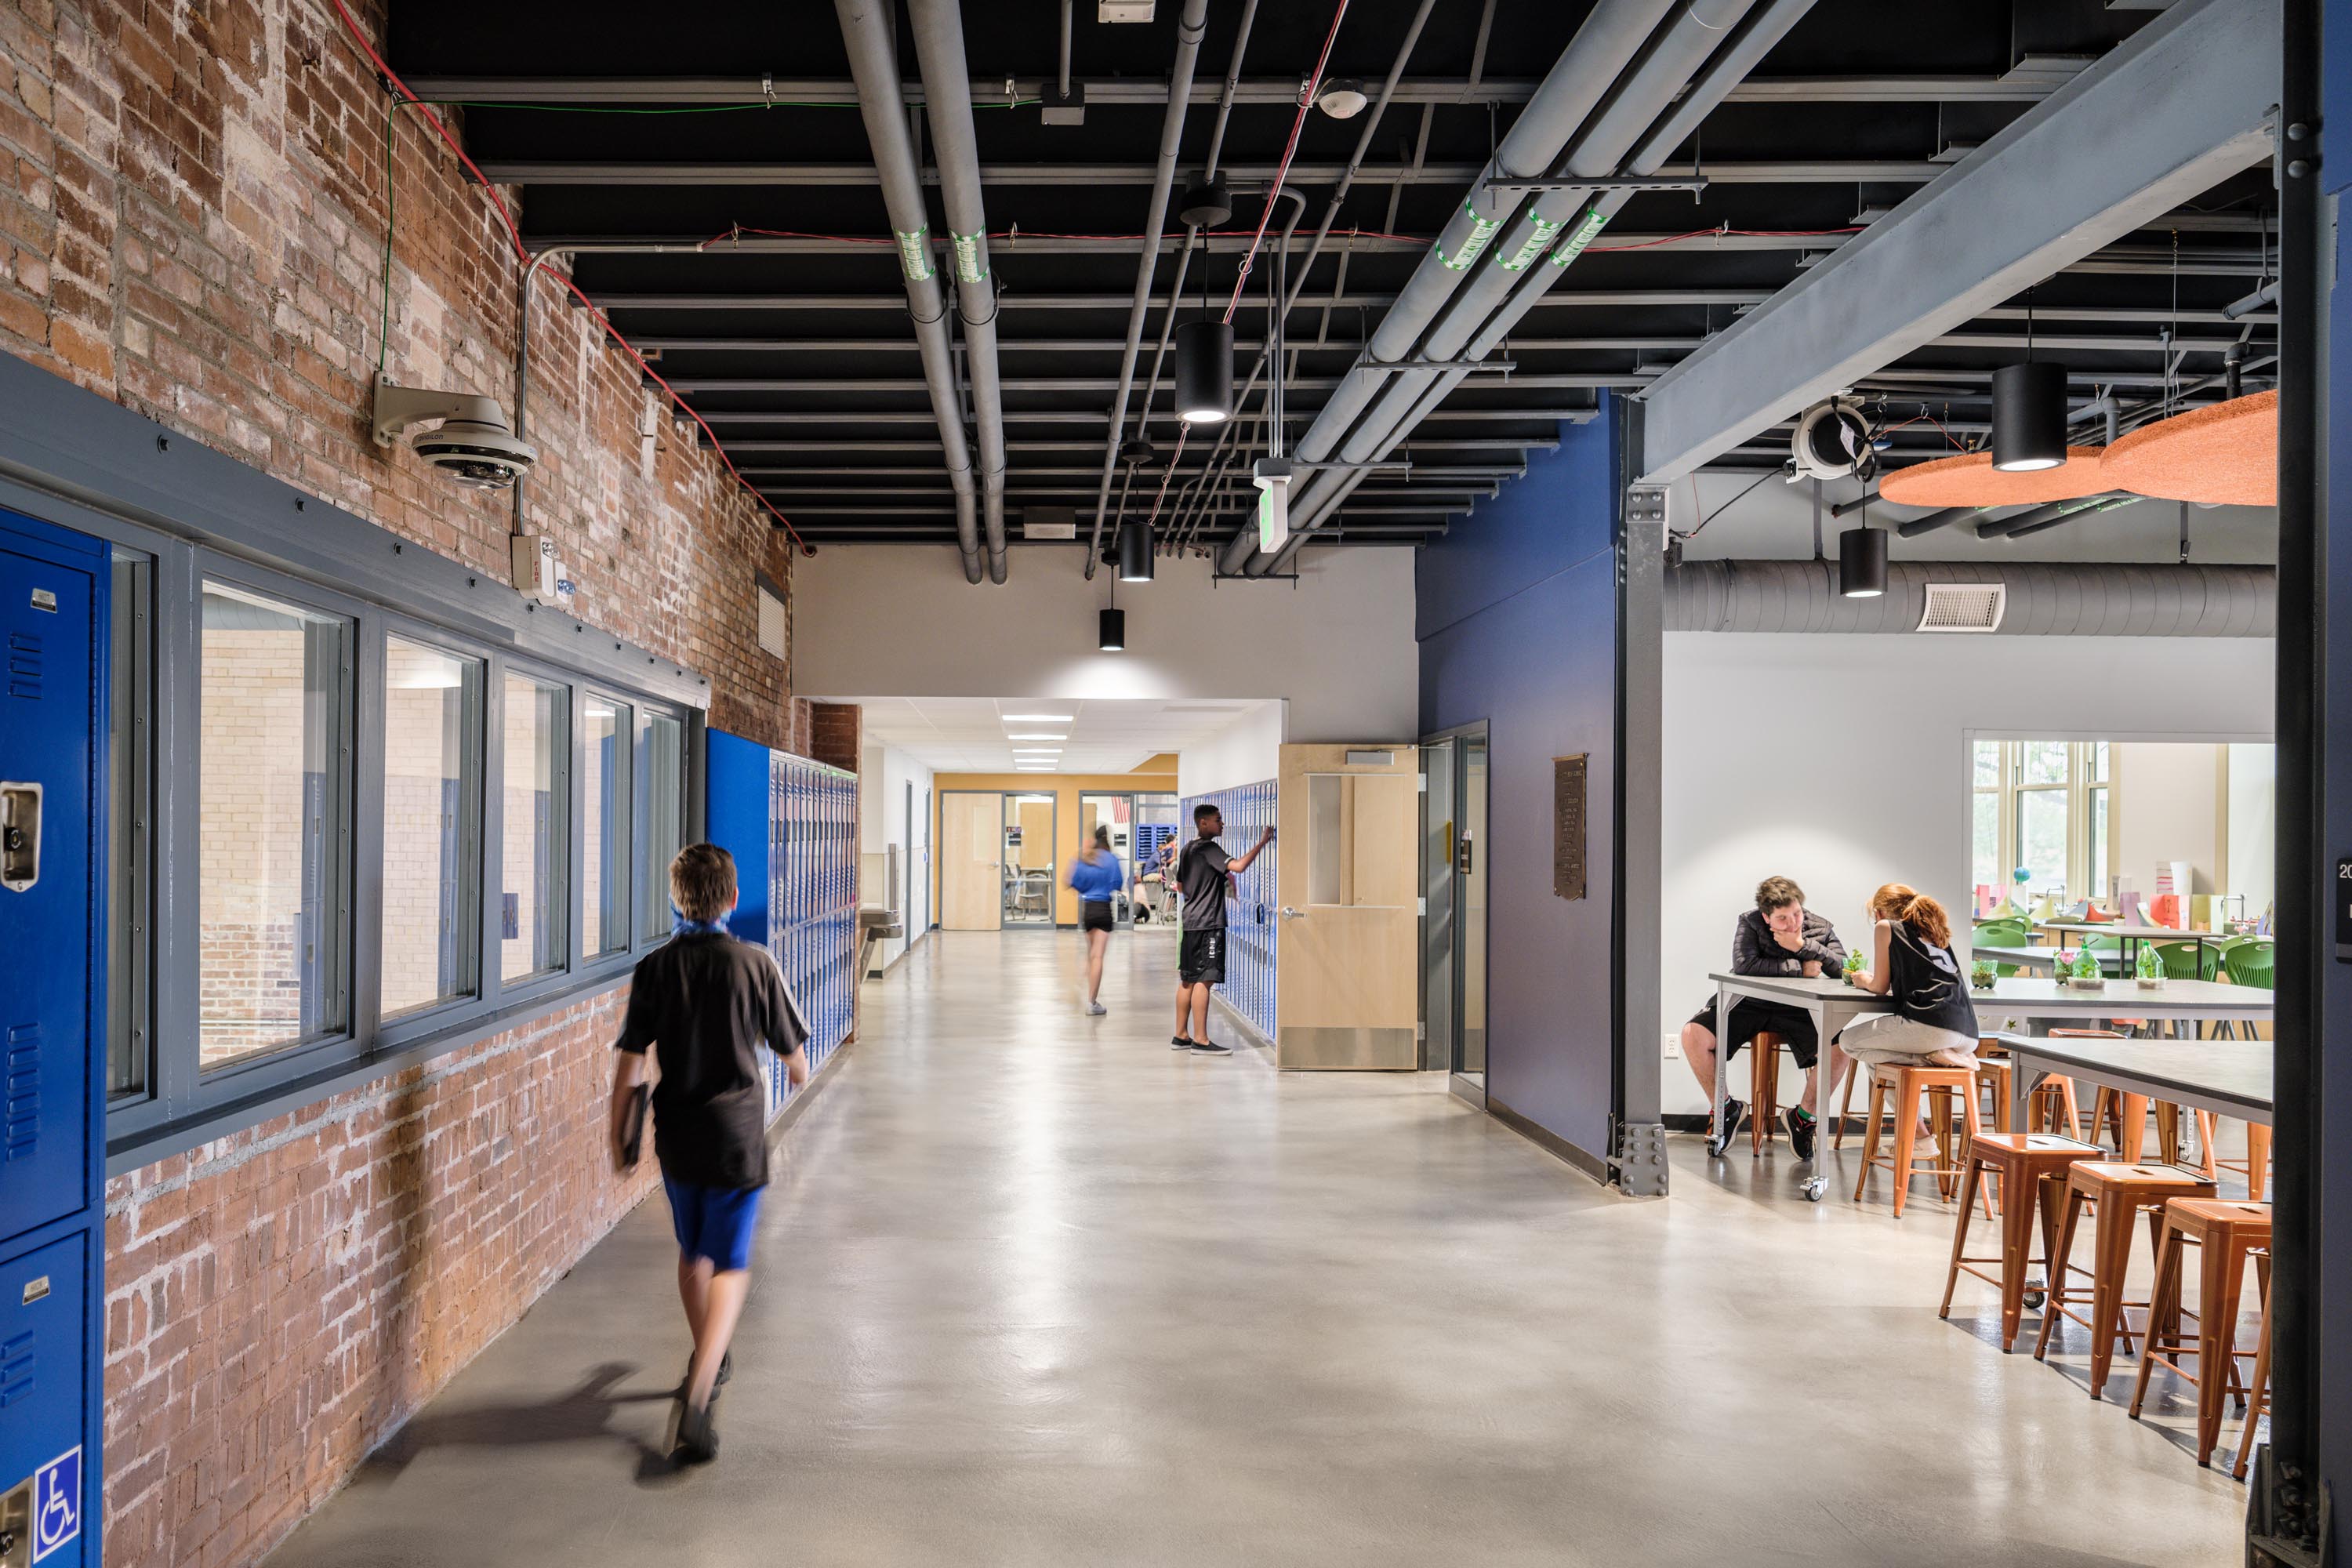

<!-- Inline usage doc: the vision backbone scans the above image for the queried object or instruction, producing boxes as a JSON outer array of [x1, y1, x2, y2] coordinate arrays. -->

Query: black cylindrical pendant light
[[1098, 606, 1127, 652], [1174, 319, 1235, 423], [1991, 361, 2067, 472], [1838, 525, 1887, 598], [1117, 520, 1156, 582]]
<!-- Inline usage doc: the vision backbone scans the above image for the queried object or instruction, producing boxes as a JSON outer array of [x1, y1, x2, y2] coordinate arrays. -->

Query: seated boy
[[1682, 875, 1847, 1160], [610, 843, 809, 1462]]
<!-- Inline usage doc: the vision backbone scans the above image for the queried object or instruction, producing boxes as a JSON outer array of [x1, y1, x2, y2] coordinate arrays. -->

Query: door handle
[[1279, 906, 1306, 920]]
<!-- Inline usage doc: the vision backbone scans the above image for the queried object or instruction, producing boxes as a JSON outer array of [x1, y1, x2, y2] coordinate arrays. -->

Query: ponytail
[[1870, 881, 1952, 949]]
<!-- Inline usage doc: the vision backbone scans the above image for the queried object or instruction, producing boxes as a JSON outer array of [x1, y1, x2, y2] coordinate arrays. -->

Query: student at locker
[[609, 843, 809, 1463], [1170, 802, 1276, 1055]]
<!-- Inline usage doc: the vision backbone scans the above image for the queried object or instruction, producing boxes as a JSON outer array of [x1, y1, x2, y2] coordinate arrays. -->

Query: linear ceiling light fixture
[[1992, 293, 2068, 472], [1003, 713, 1075, 722], [1008, 732, 1069, 740]]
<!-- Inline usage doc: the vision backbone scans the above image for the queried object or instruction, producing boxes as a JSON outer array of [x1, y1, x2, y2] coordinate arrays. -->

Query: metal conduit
[[1246, 0, 1813, 574], [835, 0, 984, 581], [1666, 561, 2276, 636], [1210, 0, 1682, 576], [1086, 0, 1211, 578], [909, 0, 1010, 581]]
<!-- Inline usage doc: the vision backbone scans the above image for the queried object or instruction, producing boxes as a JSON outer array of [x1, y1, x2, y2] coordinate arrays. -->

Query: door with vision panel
[[938, 791, 1001, 930], [1276, 743, 1419, 1069]]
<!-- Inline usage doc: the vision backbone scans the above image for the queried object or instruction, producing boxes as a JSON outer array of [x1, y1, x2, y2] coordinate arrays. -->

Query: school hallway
[[260, 931, 2245, 1568]]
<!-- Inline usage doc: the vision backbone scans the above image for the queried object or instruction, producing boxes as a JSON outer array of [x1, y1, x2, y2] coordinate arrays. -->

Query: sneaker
[[1784, 1106, 1817, 1162], [1172, 1034, 1194, 1051], [1190, 1039, 1232, 1055], [1086, 1000, 1108, 1016], [674, 1396, 720, 1464], [679, 1348, 732, 1394], [1706, 1098, 1748, 1158]]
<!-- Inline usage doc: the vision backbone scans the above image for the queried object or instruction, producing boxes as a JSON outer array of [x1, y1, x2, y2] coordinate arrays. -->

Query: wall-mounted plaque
[[1554, 753, 1587, 901]]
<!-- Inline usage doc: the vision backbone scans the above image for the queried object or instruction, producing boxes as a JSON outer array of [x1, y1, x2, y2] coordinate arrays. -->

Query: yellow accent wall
[[933, 760, 1178, 926]]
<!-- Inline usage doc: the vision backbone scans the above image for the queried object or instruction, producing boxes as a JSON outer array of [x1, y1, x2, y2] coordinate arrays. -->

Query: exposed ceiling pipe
[[1668, 560, 2274, 636], [1208, 0, 1682, 576], [909, 0, 1010, 583], [1085, 0, 1211, 579], [1893, 503, 1995, 538], [1973, 492, 2129, 538], [1242, 0, 1813, 574], [835, 0, 983, 582], [1999, 494, 2140, 539]]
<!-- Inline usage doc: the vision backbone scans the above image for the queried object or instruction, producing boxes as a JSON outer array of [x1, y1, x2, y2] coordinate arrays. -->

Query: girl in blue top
[[1067, 825, 1124, 1015]]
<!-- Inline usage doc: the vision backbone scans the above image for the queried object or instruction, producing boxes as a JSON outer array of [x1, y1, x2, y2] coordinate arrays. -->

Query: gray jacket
[[1730, 908, 1849, 978]]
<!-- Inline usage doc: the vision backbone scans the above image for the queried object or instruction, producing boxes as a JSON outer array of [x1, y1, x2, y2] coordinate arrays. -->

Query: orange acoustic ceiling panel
[[1878, 448, 2110, 507], [2098, 390, 2278, 506]]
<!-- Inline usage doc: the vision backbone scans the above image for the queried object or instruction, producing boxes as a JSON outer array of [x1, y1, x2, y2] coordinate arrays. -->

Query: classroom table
[[1708, 972, 2272, 1200], [1971, 945, 2125, 976], [2035, 920, 2239, 975], [2000, 1035, 2271, 1160]]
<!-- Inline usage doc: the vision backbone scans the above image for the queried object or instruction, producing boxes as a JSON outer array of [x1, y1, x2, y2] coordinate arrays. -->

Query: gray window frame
[[375, 620, 488, 1033], [580, 688, 634, 960]]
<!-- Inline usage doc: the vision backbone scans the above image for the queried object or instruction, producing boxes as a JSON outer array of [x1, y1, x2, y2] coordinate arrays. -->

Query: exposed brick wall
[[806, 700, 862, 775], [0, 3, 805, 1566]]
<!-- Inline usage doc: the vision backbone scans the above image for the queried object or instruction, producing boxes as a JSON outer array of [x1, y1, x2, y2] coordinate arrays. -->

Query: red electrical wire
[[1222, 0, 1351, 324], [707, 223, 1428, 249], [326, 0, 810, 552]]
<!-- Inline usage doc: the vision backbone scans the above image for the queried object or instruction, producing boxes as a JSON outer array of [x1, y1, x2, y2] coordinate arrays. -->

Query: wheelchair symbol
[[31, 1446, 78, 1562]]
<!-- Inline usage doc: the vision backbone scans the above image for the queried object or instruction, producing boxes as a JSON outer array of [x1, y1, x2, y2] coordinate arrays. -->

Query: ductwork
[[1086, 0, 1211, 577], [909, 0, 1009, 582], [837, 0, 985, 583], [1230, 0, 1820, 576], [1668, 561, 2276, 636]]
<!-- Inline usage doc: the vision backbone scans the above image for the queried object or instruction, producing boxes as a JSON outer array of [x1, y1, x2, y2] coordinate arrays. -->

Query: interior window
[[382, 637, 483, 1017], [501, 673, 568, 980]]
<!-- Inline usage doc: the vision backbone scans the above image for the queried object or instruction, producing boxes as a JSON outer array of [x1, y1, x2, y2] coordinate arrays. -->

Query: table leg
[[1710, 982, 1730, 1152], [2118, 1092, 2151, 1163], [2013, 1057, 2036, 1132], [1802, 1000, 1837, 1202]]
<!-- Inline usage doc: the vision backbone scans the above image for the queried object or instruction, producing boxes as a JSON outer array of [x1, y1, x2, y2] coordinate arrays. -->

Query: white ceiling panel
[[840, 696, 1277, 775]]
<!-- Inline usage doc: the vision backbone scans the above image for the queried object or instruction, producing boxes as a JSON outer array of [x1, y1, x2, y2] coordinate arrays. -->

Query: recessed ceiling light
[[1007, 732, 1068, 740], [1003, 713, 1073, 723]]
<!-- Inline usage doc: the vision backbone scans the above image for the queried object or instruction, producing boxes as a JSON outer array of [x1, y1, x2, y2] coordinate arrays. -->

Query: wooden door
[[939, 792, 1003, 930], [1276, 743, 1419, 1069]]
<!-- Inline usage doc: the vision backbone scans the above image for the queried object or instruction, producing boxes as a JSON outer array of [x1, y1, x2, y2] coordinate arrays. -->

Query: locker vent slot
[[5, 630, 38, 699], [0, 1328, 31, 1407], [3, 1024, 37, 1160]]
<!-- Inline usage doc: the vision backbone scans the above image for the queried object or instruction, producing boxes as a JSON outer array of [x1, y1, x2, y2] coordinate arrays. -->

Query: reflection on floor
[[263, 931, 2245, 1568]]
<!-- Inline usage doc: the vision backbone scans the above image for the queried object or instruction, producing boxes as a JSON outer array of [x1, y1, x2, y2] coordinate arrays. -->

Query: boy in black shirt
[[1171, 803, 1276, 1054], [610, 843, 809, 1462]]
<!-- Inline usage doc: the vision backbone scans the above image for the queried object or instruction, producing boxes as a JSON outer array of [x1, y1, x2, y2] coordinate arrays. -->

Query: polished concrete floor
[[267, 930, 2248, 1567]]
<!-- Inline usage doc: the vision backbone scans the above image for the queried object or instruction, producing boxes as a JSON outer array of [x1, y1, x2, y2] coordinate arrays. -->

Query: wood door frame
[[938, 789, 1005, 931], [1275, 742, 1420, 1069]]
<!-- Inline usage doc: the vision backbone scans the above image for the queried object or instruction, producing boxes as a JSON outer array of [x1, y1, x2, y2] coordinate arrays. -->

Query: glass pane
[[636, 710, 684, 938], [2021, 740, 2070, 786], [2087, 786, 2110, 898], [2086, 741, 2111, 783], [1972, 789, 2001, 892], [198, 581, 350, 1069], [583, 695, 630, 957], [501, 675, 568, 979], [1307, 773, 1414, 907], [383, 639, 481, 1017], [1002, 793, 1054, 924], [2016, 789, 2070, 899], [1972, 740, 2003, 790], [107, 550, 151, 1098]]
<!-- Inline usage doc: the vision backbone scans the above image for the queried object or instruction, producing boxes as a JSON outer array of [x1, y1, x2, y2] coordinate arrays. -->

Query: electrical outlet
[[1662, 1031, 1681, 1059]]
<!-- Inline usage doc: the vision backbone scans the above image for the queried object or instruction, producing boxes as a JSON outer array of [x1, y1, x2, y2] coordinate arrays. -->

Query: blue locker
[[0, 511, 107, 1568], [1180, 778, 1279, 1044]]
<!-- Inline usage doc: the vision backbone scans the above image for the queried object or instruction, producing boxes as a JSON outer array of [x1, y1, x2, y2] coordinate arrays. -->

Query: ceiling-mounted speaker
[[1174, 320, 1234, 423], [1838, 525, 1888, 599], [1788, 396, 1873, 482], [1991, 361, 2068, 472]]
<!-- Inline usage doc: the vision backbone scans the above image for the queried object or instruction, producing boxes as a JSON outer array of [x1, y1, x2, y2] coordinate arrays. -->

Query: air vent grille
[[1918, 583, 2007, 633]]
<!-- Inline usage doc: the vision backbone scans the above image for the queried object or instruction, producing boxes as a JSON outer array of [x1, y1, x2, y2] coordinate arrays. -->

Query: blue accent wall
[[1418, 402, 1622, 1160]]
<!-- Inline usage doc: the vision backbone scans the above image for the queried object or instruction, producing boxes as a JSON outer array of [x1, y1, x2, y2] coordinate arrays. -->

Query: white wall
[[858, 742, 934, 970], [2114, 742, 2220, 897], [2226, 743, 2277, 920], [792, 545, 1418, 742], [1660, 633, 2274, 1116], [1178, 702, 1287, 796]]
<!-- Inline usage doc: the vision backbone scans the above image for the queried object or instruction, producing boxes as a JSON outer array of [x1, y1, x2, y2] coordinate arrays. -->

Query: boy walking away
[[1678, 875, 1847, 1160], [1171, 803, 1275, 1055], [610, 844, 809, 1463]]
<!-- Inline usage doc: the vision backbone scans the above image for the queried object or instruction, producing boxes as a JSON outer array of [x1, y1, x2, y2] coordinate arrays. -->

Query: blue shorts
[[662, 1177, 764, 1272]]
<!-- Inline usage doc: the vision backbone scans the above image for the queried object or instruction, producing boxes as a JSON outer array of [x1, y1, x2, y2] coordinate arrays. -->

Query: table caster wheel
[[2023, 1290, 2045, 1312], [1802, 1176, 1828, 1203]]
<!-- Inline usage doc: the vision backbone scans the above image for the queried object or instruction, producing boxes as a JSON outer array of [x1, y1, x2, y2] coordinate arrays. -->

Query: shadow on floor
[[354, 1362, 695, 1486]]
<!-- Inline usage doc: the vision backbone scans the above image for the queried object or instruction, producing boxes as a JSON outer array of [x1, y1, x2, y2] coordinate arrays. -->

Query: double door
[[1421, 729, 1490, 1101]]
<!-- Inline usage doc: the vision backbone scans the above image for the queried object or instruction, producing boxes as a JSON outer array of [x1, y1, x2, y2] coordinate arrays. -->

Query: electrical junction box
[[510, 535, 557, 601]]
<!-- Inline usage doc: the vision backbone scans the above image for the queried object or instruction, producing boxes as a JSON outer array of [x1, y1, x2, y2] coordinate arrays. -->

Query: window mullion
[[351, 614, 387, 1045]]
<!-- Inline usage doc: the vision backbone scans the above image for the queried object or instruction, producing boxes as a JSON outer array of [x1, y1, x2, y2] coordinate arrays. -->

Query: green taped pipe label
[[952, 230, 988, 285], [895, 227, 935, 282], [1439, 205, 1502, 272], [1547, 208, 1610, 268], [1499, 214, 1566, 272]]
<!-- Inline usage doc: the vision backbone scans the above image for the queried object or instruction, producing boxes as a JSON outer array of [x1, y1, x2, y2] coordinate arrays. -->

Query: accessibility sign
[[31, 1446, 79, 1563]]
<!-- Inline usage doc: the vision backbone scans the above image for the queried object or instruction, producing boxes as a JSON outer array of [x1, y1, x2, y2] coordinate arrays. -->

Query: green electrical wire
[[377, 97, 400, 373]]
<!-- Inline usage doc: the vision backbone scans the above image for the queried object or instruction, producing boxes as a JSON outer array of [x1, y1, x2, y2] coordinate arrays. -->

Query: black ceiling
[[386, 0, 2278, 551]]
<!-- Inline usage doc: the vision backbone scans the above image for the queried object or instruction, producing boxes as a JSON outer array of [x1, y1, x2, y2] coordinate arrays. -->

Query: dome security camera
[[372, 375, 538, 489]]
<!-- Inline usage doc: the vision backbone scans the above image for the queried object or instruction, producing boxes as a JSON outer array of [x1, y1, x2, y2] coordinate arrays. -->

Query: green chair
[[2223, 938, 2275, 989], [2150, 940, 2221, 982], [1972, 921, 2030, 949]]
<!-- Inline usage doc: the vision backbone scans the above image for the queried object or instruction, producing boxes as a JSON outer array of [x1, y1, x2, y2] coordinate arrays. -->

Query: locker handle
[[0, 782, 38, 892]]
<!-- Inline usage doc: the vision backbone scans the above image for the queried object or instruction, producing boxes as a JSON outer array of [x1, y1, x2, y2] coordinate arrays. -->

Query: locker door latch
[[0, 782, 38, 892], [0, 1475, 30, 1568]]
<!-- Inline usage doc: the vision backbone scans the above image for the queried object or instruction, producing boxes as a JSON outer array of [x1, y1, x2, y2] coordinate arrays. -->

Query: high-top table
[[1707, 972, 2272, 1200], [2035, 920, 2239, 975], [1998, 1034, 2272, 1159], [1972, 944, 2126, 977]]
